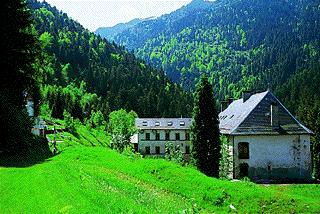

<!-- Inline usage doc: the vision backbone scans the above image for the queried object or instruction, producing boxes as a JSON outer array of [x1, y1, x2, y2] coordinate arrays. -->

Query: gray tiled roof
[[136, 118, 192, 130], [135, 91, 312, 136], [219, 90, 313, 135]]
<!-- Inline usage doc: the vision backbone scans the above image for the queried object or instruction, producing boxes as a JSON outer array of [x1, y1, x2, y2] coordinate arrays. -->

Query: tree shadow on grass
[[0, 137, 55, 168]]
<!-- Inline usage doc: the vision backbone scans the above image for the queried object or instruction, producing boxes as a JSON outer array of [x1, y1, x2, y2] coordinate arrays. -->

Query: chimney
[[271, 103, 279, 129], [242, 91, 252, 102], [220, 101, 228, 112]]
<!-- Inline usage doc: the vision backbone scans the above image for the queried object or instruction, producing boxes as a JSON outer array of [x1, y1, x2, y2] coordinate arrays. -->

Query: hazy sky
[[44, 0, 192, 31]]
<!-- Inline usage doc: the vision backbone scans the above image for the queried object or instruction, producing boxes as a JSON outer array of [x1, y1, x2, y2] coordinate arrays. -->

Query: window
[[180, 121, 185, 126], [145, 133, 150, 140], [145, 146, 150, 154], [185, 146, 190, 154], [167, 122, 173, 126], [165, 132, 170, 140], [185, 132, 190, 141], [155, 146, 160, 154], [156, 133, 160, 140], [142, 121, 148, 126], [155, 121, 160, 126], [176, 133, 180, 141], [238, 142, 249, 159]]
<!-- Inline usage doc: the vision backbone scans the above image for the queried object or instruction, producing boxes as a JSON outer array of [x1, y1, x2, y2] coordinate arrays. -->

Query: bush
[[108, 109, 137, 153], [39, 103, 52, 119], [165, 142, 186, 166], [63, 110, 76, 134], [219, 135, 232, 179], [85, 110, 106, 130]]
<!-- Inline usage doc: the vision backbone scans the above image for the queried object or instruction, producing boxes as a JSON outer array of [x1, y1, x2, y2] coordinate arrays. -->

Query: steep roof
[[136, 118, 192, 130], [219, 90, 313, 135]]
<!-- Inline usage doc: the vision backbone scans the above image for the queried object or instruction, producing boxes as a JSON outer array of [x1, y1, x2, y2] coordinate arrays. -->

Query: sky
[[44, 0, 192, 32]]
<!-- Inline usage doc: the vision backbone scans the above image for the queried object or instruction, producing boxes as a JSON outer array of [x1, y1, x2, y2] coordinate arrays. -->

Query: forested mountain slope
[[28, 0, 192, 118], [102, 0, 320, 116], [95, 17, 154, 42]]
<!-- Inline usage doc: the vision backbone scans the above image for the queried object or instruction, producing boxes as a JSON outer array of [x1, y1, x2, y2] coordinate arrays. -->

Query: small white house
[[133, 118, 192, 155], [219, 90, 313, 180]]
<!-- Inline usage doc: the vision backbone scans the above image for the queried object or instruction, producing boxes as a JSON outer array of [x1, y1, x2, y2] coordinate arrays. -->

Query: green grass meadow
[[1, 126, 320, 213]]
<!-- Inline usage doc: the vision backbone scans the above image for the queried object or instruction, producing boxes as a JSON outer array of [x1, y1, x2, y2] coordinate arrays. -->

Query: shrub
[[108, 109, 137, 153], [63, 110, 76, 134], [165, 142, 186, 166], [219, 135, 232, 179]]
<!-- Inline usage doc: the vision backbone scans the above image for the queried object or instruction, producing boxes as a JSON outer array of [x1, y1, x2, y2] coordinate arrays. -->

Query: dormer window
[[142, 121, 148, 126], [180, 121, 185, 126], [155, 121, 160, 126], [167, 121, 173, 126]]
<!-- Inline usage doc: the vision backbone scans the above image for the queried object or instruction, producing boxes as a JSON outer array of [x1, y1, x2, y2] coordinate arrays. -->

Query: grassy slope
[[1, 126, 320, 213]]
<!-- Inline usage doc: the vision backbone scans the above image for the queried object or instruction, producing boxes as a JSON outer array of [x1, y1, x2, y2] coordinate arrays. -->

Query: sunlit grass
[[1, 126, 319, 213]]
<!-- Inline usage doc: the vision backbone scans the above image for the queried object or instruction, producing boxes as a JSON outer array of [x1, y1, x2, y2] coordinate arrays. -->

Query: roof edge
[[268, 91, 314, 135], [230, 90, 269, 134]]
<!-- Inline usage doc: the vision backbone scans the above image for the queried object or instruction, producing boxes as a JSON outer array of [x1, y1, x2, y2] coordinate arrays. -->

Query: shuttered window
[[238, 142, 249, 159]]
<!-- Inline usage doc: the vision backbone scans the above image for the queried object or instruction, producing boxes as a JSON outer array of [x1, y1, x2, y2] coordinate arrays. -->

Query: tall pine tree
[[0, 0, 42, 154], [191, 74, 221, 177], [1, 0, 39, 106]]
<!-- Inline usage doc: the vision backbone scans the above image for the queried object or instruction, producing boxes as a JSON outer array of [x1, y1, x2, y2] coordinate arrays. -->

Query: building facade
[[219, 90, 313, 180], [133, 118, 192, 155]]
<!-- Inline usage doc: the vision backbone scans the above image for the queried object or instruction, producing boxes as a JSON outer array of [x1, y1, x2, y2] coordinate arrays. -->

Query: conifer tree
[[191, 74, 221, 177], [1, 0, 39, 107], [0, 0, 40, 154]]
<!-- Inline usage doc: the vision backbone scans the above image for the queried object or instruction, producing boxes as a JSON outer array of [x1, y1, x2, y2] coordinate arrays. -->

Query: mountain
[[27, 0, 192, 118], [99, 0, 320, 116], [95, 17, 155, 41]]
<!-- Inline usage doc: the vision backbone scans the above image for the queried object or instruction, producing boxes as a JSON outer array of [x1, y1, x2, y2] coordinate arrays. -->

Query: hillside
[[1, 127, 320, 213], [95, 17, 153, 41], [100, 0, 320, 115], [28, 0, 192, 118]]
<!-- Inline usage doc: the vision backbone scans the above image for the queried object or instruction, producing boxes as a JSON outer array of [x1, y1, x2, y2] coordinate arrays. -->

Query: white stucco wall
[[137, 130, 191, 155], [231, 134, 311, 180]]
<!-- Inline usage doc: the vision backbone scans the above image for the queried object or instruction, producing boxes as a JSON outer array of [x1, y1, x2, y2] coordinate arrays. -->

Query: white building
[[133, 118, 192, 155], [219, 90, 313, 180]]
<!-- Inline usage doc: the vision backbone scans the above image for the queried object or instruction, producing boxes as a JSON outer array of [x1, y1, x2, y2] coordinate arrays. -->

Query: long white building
[[132, 118, 192, 155]]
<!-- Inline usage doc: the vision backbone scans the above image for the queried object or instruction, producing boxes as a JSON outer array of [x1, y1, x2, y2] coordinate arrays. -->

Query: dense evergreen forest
[[95, 18, 149, 42], [99, 0, 320, 117], [28, 0, 192, 119]]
